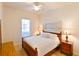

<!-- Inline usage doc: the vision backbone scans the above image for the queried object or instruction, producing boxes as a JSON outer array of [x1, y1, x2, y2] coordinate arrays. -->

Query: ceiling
[[3, 2, 79, 14]]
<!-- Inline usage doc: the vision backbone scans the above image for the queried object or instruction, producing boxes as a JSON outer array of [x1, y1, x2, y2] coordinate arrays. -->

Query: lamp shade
[[38, 24, 43, 33]]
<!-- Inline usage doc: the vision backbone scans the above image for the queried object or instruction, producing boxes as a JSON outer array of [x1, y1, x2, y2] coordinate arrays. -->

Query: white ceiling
[[3, 2, 79, 14]]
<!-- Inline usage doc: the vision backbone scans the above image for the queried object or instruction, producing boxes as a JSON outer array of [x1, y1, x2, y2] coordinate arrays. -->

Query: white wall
[[2, 4, 39, 46], [0, 3, 3, 20]]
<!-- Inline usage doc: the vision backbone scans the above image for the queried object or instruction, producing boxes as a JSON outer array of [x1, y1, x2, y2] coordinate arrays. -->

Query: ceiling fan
[[33, 2, 42, 11]]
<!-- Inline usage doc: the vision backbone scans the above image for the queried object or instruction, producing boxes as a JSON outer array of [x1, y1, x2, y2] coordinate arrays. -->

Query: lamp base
[[66, 35, 68, 42]]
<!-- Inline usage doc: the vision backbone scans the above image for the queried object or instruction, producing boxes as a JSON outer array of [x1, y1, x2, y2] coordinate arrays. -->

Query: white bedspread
[[23, 35, 60, 56]]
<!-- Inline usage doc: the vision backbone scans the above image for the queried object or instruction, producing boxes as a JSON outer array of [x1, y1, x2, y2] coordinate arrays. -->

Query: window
[[22, 19, 30, 37]]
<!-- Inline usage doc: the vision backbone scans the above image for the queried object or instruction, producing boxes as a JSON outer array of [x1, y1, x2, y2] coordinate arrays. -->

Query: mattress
[[23, 35, 60, 56]]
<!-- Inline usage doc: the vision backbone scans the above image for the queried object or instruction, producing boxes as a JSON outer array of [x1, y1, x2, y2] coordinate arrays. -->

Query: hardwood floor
[[1, 42, 16, 56], [0, 42, 65, 56]]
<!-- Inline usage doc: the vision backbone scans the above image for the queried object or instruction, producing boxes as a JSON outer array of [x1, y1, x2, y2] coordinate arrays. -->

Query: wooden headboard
[[43, 30, 62, 42]]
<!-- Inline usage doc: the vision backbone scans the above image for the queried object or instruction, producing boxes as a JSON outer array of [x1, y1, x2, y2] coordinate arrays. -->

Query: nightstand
[[60, 40, 73, 56]]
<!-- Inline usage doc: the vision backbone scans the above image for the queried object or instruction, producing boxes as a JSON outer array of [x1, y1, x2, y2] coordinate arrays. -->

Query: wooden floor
[[1, 42, 16, 56], [0, 42, 65, 56]]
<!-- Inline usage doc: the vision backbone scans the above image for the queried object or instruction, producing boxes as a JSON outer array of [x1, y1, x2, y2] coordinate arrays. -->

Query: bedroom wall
[[38, 7, 79, 55], [1, 3, 39, 46], [0, 3, 3, 20]]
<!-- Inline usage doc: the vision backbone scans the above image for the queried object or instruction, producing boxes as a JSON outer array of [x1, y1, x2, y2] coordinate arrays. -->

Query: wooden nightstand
[[60, 40, 73, 56]]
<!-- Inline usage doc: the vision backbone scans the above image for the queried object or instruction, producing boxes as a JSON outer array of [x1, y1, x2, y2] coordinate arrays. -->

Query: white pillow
[[40, 32, 50, 38], [48, 33, 57, 39], [40, 32, 57, 39]]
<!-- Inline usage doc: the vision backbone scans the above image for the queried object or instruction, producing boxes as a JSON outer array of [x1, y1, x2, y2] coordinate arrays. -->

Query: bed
[[22, 21, 62, 56], [22, 31, 62, 56]]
